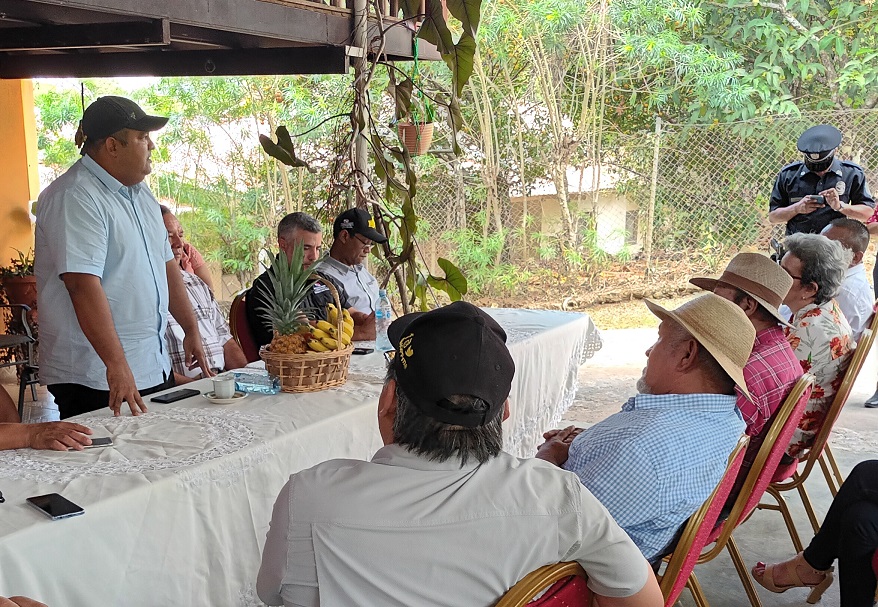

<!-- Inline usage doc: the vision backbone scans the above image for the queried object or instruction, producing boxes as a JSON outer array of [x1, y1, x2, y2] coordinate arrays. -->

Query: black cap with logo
[[797, 124, 842, 158], [388, 301, 515, 428], [78, 96, 168, 148], [333, 208, 388, 243]]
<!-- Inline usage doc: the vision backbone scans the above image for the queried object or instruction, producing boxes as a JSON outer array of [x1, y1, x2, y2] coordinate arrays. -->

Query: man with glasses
[[35, 96, 210, 419], [322, 208, 388, 316], [246, 211, 374, 348]]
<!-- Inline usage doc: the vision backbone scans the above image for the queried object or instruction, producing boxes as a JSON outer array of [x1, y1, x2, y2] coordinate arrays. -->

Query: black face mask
[[803, 153, 834, 173]]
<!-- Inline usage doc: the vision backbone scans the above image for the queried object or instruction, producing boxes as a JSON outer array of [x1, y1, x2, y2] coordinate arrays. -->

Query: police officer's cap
[[797, 124, 842, 159]]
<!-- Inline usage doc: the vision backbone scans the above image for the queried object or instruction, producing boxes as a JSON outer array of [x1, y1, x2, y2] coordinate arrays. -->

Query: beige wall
[[0, 80, 39, 264]]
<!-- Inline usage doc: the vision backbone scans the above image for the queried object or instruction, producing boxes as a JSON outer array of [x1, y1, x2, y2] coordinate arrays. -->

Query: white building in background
[[509, 165, 640, 256]]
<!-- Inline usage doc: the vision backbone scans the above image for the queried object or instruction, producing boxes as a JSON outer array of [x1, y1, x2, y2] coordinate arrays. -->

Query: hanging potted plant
[[397, 94, 435, 156], [0, 248, 36, 310]]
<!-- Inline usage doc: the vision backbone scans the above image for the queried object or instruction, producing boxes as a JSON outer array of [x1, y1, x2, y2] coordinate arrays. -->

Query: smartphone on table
[[150, 388, 200, 403], [26, 493, 85, 520], [352, 347, 375, 355], [68, 436, 114, 451]]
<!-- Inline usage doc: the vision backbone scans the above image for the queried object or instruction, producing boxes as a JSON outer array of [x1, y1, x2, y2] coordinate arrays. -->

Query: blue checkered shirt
[[562, 393, 744, 561]]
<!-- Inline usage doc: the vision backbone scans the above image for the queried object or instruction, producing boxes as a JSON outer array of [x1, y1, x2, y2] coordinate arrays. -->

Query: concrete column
[[0, 80, 39, 262]]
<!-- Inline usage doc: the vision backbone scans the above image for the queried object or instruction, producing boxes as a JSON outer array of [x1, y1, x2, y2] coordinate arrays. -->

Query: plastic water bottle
[[233, 370, 281, 395], [375, 289, 394, 352]]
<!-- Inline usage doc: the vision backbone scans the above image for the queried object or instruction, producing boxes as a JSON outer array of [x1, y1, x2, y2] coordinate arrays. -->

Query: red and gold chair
[[229, 289, 261, 363], [496, 562, 593, 607]]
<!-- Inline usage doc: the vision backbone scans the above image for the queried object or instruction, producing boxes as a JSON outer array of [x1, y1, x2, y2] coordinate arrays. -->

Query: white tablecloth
[[0, 308, 599, 606]]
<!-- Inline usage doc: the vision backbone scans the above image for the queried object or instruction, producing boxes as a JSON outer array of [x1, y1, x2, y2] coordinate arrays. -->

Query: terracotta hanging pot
[[397, 121, 434, 156]]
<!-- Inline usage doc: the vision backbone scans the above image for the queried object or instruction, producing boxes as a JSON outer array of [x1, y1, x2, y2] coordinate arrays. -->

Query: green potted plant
[[0, 248, 36, 309]]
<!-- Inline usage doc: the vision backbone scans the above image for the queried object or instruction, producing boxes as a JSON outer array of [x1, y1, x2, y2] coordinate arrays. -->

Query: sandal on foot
[[751, 555, 833, 604]]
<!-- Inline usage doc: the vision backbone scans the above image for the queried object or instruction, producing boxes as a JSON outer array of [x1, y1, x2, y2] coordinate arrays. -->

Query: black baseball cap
[[333, 208, 388, 243], [797, 124, 842, 158], [80, 96, 168, 142], [388, 301, 515, 428]]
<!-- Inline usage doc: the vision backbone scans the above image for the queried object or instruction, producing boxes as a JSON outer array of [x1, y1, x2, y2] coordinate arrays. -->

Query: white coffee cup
[[212, 375, 236, 399]]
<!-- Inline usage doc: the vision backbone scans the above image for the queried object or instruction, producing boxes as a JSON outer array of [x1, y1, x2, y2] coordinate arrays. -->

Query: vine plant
[[261, 0, 481, 313]]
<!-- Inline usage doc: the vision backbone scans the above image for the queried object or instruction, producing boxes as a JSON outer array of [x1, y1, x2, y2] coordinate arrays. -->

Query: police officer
[[768, 124, 874, 235]]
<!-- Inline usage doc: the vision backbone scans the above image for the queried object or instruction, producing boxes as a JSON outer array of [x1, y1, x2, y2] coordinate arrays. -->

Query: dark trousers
[[803, 460, 878, 606], [49, 373, 175, 419]]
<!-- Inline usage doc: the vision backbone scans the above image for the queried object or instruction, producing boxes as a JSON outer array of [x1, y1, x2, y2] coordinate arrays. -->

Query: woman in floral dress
[[780, 233, 854, 458]]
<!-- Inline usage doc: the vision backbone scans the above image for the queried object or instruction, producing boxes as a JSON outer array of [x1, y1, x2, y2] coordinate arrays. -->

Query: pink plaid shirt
[[735, 326, 801, 467]]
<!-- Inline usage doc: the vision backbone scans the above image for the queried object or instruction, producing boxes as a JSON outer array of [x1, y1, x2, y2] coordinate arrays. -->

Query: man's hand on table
[[1, 597, 48, 607], [535, 426, 583, 466], [106, 363, 147, 417], [27, 421, 92, 451], [183, 331, 213, 378]]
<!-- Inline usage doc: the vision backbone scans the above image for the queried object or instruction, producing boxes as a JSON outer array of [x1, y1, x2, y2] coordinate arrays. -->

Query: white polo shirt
[[320, 256, 380, 314], [257, 444, 649, 606]]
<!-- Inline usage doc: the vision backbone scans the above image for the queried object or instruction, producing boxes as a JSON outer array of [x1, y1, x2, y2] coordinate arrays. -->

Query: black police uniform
[[769, 157, 875, 235]]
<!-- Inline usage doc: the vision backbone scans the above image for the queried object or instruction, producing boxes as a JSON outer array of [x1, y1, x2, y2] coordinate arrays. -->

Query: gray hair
[[784, 233, 852, 304], [385, 365, 503, 466], [277, 212, 322, 240]]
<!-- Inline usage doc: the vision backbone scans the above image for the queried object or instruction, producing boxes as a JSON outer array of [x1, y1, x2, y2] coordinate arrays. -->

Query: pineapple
[[257, 242, 326, 354]]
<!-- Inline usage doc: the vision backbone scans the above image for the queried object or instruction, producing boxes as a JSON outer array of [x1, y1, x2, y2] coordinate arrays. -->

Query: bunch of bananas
[[306, 304, 355, 352]]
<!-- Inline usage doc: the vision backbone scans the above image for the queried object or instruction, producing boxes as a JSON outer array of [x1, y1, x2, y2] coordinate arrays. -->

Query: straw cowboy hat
[[689, 252, 794, 327], [645, 293, 756, 400]]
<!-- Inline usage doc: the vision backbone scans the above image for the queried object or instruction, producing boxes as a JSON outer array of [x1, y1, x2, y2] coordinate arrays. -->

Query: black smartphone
[[69, 436, 113, 451], [150, 388, 201, 404], [352, 347, 374, 355], [26, 493, 85, 520], [810, 194, 826, 205]]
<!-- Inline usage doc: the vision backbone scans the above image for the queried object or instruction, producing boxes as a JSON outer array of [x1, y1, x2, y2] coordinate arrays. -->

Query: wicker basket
[[260, 279, 353, 393]]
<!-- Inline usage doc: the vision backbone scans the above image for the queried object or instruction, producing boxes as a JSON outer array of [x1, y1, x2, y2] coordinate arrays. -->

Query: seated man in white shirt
[[257, 301, 662, 607], [820, 218, 873, 339], [321, 207, 387, 314], [161, 207, 247, 382]]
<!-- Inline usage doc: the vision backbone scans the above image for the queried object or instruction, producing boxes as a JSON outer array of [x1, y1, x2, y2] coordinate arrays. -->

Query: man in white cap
[[690, 253, 801, 479], [537, 294, 751, 563], [36, 96, 210, 419]]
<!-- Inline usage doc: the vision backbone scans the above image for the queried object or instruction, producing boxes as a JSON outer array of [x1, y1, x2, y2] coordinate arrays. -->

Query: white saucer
[[202, 391, 248, 405]]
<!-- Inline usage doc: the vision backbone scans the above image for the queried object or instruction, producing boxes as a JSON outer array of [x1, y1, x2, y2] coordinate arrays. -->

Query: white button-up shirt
[[257, 444, 649, 606], [835, 263, 873, 338], [320, 256, 380, 314], [35, 155, 172, 390]]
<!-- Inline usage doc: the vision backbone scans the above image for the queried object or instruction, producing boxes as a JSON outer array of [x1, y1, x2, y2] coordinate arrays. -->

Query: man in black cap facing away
[[258, 301, 662, 607], [35, 96, 210, 419], [769, 124, 874, 235]]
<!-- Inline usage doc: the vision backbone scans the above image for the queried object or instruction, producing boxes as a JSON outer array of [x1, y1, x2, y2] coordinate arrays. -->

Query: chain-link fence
[[408, 109, 878, 302]]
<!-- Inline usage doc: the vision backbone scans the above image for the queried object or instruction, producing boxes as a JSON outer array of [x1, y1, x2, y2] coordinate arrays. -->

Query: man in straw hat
[[35, 96, 211, 419], [537, 294, 751, 563], [690, 252, 801, 476], [258, 301, 663, 606]]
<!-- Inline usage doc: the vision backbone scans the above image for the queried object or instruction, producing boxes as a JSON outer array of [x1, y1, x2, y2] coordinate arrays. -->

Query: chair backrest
[[495, 562, 592, 607], [795, 327, 874, 477], [698, 373, 815, 561], [229, 290, 260, 363], [658, 434, 750, 606]]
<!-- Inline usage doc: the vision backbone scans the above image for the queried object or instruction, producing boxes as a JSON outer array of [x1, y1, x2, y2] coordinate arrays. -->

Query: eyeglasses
[[353, 234, 373, 249]]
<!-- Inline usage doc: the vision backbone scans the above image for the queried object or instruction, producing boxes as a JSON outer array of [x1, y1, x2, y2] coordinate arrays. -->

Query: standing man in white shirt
[[820, 218, 873, 339], [321, 207, 387, 315], [35, 96, 210, 419]]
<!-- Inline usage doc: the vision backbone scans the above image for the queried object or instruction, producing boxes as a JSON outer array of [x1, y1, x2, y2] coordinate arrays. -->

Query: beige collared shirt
[[257, 444, 649, 606]]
